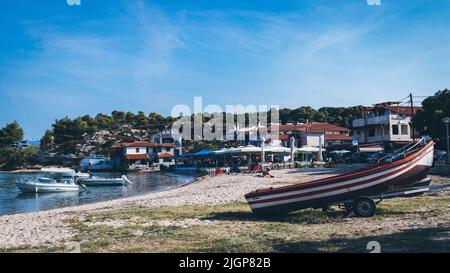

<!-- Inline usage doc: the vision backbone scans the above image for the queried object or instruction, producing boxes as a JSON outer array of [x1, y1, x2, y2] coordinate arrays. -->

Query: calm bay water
[[0, 172, 195, 216]]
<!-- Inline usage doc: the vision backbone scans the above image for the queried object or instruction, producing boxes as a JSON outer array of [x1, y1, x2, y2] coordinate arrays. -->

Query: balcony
[[353, 115, 390, 128], [366, 135, 389, 143], [352, 119, 365, 127]]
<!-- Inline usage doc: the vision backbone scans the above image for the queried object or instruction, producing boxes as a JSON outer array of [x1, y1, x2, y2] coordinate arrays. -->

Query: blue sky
[[1, 0, 450, 138]]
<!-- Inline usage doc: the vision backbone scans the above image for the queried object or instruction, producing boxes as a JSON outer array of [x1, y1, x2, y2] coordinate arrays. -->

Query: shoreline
[[0, 169, 42, 174], [0, 168, 163, 174], [0, 168, 329, 249], [0, 171, 200, 217]]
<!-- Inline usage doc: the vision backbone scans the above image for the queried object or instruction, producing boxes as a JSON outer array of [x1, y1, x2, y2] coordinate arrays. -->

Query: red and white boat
[[245, 138, 435, 217]]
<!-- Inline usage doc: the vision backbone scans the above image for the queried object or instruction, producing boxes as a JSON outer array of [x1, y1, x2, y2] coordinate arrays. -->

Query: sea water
[[0, 172, 195, 215]]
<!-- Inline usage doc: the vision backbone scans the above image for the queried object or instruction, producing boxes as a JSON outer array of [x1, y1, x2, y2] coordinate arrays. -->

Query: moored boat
[[40, 167, 89, 178], [16, 178, 80, 193], [245, 138, 435, 217], [40, 167, 77, 176], [16, 167, 82, 193], [77, 175, 132, 186]]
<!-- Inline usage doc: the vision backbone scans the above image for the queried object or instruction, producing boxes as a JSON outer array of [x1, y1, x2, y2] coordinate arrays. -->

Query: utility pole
[[443, 117, 450, 164], [410, 93, 415, 141]]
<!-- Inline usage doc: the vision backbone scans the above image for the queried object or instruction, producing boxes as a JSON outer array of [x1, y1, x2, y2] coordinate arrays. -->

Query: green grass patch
[[5, 194, 450, 253]]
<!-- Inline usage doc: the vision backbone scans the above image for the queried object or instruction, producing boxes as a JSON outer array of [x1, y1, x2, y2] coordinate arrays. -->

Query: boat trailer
[[324, 178, 450, 217]]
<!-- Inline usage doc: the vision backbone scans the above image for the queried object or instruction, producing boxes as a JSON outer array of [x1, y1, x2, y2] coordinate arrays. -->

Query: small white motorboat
[[77, 175, 132, 187], [40, 167, 89, 178], [74, 172, 90, 179], [16, 167, 83, 193], [16, 178, 80, 193]]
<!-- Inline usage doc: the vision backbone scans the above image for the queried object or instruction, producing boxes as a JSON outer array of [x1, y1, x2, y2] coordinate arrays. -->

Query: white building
[[112, 141, 176, 171], [268, 123, 351, 148], [352, 103, 421, 145], [151, 129, 183, 156]]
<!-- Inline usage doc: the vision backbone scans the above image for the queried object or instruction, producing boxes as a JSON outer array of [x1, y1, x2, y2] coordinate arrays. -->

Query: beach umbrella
[[261, 137, 265, 163], [296, 147, 324, 152], [330, 150, 351, 154], [212, 148, 229, 155], [319, 137, 324, 161], [240, 146, 262, 153], [290, 137, 295, 162]]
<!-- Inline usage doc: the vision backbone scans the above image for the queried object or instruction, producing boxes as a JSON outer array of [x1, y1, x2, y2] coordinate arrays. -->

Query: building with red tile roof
[[352, 102, 421, 144], [267, 122, 352, 148], [112, 141, 174, 149], [111, 141, 176, 171]]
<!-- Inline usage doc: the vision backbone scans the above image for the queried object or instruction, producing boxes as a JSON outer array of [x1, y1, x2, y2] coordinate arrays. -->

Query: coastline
[[0, 170, 199, 217], [0, 167, 449, 252], [0, 168, 329, 249], [0, 169, 42, 174]]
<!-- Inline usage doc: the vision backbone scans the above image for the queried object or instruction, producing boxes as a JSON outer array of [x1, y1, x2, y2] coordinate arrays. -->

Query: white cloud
[[4, 1, 184, 110], [66, 0, 81, 6], [3, 0, 450, 137]]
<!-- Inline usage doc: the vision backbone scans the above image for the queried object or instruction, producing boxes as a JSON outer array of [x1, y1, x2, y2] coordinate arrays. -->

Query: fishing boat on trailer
[[245, 137, 435, 217]]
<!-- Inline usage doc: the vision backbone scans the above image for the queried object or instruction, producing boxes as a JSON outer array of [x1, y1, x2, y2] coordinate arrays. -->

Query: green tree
[[52, 116, 89, 144], [0, 121, 24, 147], [0, 147, 36, 168], [413, 89, 450, 149], [125, 112, 136, 125], [95, 114, 114, 130], [135, 111, 149, 129], [112, 111, 126, 123], [40, 129, 55, 150], [81, 115, 97, 133]]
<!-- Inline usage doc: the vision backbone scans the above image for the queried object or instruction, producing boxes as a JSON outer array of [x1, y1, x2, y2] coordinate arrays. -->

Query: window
[[392, 125, 399, 135], [401, 125, 408, 135], [375, 127, 381, 136], [166, 147, 170, 152], [136, 148, 140, 153]]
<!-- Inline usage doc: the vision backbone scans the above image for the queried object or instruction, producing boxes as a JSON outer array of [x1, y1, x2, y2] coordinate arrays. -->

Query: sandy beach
[[0, 168, 339, 249], [0, 167, 449, 251]]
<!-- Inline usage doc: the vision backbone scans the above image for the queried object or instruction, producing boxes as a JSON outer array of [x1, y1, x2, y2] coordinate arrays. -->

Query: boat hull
[[246, 141, 434, 215], [16, 181, 80, 193], [77, 178, 125, 186]]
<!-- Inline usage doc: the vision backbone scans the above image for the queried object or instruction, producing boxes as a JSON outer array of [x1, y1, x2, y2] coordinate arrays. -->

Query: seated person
[[261, 168, 274, 178]]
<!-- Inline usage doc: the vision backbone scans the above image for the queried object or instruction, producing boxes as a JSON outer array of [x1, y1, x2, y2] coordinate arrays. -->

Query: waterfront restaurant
[[177, 144, 325, 174]]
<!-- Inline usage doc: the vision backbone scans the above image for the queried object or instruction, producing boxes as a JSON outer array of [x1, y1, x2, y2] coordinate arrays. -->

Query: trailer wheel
[[353, 197, 376, 217]]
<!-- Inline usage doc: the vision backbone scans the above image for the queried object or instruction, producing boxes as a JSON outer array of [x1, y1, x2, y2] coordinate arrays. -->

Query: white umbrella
[[290, 137, 295, 162], [318, 137, 324, 161], [330, 150, 351, 154], [267, 146, 291, 153], [240, 146, 262, 153], [297, 147, 323, 153], [261, 137, 265, 163]]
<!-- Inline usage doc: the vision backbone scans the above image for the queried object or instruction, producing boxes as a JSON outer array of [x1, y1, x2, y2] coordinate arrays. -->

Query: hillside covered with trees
[[0, 121, 37, 169], [0, 89, 449, 169]]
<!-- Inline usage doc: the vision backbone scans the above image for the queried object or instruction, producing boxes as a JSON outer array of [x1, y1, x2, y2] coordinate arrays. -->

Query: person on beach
[[261, 168, 274, 178]]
